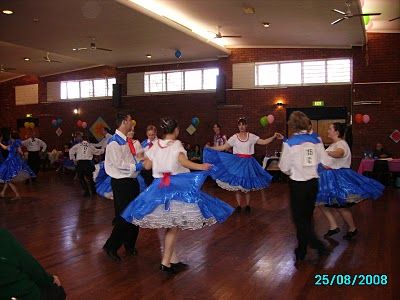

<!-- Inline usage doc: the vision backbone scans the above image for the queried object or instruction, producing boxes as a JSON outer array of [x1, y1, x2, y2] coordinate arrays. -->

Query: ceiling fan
[[0, 64, 16, 72], [73, 38, 112, 52], [331, 1, 381, 25], [43, 52, 62, 63], [212, 26, 242, 39]]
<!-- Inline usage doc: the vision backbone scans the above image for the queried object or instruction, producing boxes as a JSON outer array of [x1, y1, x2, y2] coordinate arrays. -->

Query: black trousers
[[40, 284, 66, 300], [28, 151, 40, 175], [289, 178, 325, 254], [104, 177, 140, 251], [76, 160, 96, 194], [140, 169, 154, 186]]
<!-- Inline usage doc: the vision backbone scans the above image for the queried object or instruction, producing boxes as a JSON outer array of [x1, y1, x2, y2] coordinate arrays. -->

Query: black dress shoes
[[324, 228, 340, 238], [103, 246, 121, 262], [245, 205, 251, 213], [171, 262, 189, 271], [343, 229, 358, 240], [160, 264, 175, 274]]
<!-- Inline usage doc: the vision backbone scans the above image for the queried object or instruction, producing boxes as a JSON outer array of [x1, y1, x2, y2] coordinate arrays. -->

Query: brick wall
[[0, 33, 398, 158]]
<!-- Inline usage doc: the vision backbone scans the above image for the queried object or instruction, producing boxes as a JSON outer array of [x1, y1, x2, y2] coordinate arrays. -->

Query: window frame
[[255, 58, 352, 87], [60, 77, 116, 100], [144, 67, 219, 94]]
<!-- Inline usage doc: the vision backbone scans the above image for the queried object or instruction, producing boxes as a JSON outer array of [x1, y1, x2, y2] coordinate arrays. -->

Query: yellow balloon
[[24, 122, 29, 128], [30, 122, 35, 128], [131, 120, 136, 127]]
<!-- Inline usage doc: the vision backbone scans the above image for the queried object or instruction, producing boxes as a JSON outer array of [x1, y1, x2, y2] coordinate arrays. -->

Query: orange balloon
[[355, 114, 363, 124]]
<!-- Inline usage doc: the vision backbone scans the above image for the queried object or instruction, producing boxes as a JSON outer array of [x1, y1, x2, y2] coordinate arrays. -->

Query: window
[[327, 59, 351, 83], [144, 68, 219, 93], [166, 72, 183, 91], [255, 58, 351, 87], [60, 78, 115, 100], [303, 60, 325, 84], [280, 62, 301, 85]]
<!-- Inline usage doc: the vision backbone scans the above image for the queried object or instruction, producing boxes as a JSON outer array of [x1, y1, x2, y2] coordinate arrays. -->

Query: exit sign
[[312, 101, 325, 107]]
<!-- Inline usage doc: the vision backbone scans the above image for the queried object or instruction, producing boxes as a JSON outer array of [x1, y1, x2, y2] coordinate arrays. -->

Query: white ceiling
[[0, 0, 398, 82]]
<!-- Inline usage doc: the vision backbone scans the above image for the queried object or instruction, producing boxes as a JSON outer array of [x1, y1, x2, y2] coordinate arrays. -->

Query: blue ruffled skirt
[[93, 162, 147, 200], [203, 148, 272, 192], [121, 171, 234, 230], [0, 155, 36, 183], [316, 167, 384, 207], [63, 157, 75, 171]]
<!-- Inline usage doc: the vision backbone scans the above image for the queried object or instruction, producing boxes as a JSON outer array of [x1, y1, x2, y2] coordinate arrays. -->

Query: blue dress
[[0, 140, 36, 183], [93, 161, 147, 200], [316, 165, 384, 207], [203, 148, 272, 192], [121, 171, 234, 230]]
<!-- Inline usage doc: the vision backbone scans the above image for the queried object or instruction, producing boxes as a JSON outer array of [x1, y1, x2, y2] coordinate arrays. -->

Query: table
[[357, 158, 400, 174]]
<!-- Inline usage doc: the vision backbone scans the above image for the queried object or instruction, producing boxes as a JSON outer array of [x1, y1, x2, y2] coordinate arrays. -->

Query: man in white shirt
[[22, 132, 47, 181], [69, 136, 103, 197], [279, 111, 329, 262], [103, 112, 144, 262]]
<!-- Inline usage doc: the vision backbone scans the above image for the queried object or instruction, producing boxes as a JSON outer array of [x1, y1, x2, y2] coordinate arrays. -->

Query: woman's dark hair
[[237, 117, 247, 125], [160, 117, 178, 134], [213, 123, 221, 129], [332, 122, 347, 139], [11, 131, 19, 140], [194, 144, 201, 152]]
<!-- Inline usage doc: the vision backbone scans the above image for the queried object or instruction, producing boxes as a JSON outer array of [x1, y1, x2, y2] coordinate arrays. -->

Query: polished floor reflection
[[1, 172, 398, 299]]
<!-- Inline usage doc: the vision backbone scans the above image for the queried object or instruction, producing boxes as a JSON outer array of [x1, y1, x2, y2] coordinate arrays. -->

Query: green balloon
[[260, 116, 268, 127], [363, 15, 370, 25]]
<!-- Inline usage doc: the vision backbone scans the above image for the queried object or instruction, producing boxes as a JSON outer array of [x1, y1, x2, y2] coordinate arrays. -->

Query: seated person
[[373, 142, 391, 158], [189, 144, 202, 163], [0, 228, 66, 300]]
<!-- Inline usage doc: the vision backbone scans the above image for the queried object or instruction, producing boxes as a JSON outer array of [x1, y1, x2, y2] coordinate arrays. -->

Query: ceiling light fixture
[[72, 48, 77, 51], [2, 9, 14, 15], [146, 54, 152, 58], [262, 22, 270, 28], [23, 57, 30, 61]]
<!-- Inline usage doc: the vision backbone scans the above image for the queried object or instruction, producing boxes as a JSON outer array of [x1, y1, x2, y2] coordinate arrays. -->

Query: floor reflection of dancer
[[316, 122, 384, 240], [0, 132, 36, 199], [278, 111, 329, 262], [122, 117, 233, 274], [102, 113, 144, 262], [204, 117, 283, 213]]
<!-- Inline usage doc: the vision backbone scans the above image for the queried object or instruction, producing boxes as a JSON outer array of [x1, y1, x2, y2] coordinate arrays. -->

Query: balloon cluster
[[259, 114, 275, 127], [191, 117, 200, 127], [24, 122, 35, 129], [354, 114, 370, 124], [76, 120, 88, 129], [51, 117, 63, 128]]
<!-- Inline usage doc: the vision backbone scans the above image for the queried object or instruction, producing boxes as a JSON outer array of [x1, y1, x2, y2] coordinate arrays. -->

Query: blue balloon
[[175, 49, 182, 59], [191, 117, 200, 127], [57, 117, 62, 125]]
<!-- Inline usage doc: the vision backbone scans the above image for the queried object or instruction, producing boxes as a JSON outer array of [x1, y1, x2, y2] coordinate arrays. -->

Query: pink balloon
[[362, 114, 370, 124], [81, 122, 88, 129], [267, 114, 275, 124]]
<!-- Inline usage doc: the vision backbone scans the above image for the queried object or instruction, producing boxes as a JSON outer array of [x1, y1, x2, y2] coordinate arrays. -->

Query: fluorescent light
[[2, 10, 14, 15], [129, 0, 226, 46]]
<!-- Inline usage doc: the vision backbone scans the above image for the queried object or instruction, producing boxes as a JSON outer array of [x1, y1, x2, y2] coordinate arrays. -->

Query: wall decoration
[[56, 128, 63, 137], [89, 117, 111, 141], [186, 124, 196, 135], [389, 129, 400, 143]]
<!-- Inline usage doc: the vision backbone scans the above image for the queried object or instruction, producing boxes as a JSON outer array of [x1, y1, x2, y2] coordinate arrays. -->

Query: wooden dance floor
[[1, 172, 399, 299]]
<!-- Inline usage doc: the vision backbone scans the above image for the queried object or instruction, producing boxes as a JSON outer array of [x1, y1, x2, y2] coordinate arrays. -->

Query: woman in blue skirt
[[316, 123, 384, 240], [122, 118, 234, 274], [0, 132, 36, 199], [204, 117, 283, 213]]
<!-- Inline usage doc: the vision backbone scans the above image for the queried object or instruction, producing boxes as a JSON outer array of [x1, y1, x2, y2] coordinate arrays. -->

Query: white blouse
[[322, 140, 352, 169], [146, 139, 190, 178], [227, 133, 259, 155]]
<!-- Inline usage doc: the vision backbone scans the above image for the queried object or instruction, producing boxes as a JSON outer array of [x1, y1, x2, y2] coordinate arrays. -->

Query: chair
[[371, 160, 392, 186]]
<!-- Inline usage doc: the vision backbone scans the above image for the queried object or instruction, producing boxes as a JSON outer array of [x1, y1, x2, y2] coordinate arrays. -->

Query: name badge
[[303, 145, 316, 166]]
